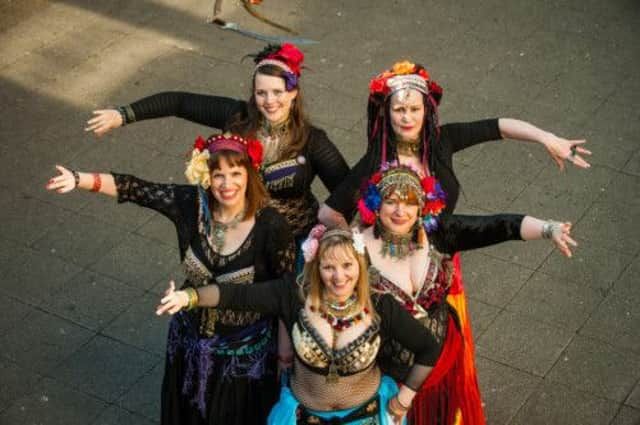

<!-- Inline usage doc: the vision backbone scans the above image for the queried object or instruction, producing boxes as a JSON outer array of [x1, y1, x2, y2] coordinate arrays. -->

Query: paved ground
[[1, 0, 638, 424]]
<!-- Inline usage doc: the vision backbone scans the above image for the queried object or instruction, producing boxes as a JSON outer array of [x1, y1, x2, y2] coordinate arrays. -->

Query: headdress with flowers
[[185, 133, 264, 189], [367, 61, 444, 168], [250, 43, 304, 91], [357, 162, 447, 234], [301, 224, 366, 264]]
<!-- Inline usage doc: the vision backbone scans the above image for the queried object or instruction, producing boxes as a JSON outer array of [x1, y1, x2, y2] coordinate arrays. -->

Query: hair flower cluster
[[368, 61, 442, 105], [253, 43, 304, 91]]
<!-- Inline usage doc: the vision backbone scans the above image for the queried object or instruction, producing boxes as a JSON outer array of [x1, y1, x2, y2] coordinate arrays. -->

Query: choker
[[323, 294, 357, 312], [260, 118, 290, 139], [378, 225, 421, 259], [396, 138, 420, 157], [211, 208, 246, 253]]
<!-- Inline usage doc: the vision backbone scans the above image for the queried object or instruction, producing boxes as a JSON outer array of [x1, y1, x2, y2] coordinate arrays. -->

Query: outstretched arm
[[85, 92, 243, 137], [498, 118, 591, 170], [46, 165, 117, 197]]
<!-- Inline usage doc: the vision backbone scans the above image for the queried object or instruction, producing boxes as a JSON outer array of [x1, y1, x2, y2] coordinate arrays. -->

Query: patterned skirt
[[161, 312, 278, 425]]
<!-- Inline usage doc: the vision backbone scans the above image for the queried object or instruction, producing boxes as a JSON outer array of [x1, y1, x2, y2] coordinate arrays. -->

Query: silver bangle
[[542, 221, 560, 239]]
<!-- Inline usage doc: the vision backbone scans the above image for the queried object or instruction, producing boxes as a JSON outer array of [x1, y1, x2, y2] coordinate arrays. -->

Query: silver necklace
[[211, 208, 245, 253]]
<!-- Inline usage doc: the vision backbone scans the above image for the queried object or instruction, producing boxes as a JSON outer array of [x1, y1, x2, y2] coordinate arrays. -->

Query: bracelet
[[184, 287, 199, 311], [116, 106, 127, 126], [542, 220, 560, 240], [90, 173, 102, 192], [71, 170, 80, 188], [387, 396, 409, 417]]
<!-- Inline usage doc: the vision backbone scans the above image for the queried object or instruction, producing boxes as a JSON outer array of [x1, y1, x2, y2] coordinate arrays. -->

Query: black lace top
[[325, 119, 502, 220], [113, 173, 296, 337], [126, 92, 350, 238]]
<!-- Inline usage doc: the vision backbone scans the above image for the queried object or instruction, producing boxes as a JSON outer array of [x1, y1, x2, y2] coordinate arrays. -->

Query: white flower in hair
[[351, 228, 365, 255], [185, 149, 211, 189]]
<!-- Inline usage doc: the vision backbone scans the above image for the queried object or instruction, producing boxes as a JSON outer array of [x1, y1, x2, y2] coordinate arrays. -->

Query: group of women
[[47, 43, 589, 424]]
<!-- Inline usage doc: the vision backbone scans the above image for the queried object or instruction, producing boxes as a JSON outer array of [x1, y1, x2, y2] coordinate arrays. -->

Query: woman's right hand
[[46, 165, 76, 194], [85, 109, 123, 137], [156, 280, 189, 316]]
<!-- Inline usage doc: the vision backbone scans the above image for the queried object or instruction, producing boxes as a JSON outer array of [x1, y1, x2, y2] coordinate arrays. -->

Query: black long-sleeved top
[[126, 92, 350, 238], [325, 119, 502, 220], [213, 274, 438, 391]]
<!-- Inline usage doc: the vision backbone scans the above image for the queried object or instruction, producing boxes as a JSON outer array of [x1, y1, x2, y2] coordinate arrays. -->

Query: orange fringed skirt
[[410, 253, 485, 425]]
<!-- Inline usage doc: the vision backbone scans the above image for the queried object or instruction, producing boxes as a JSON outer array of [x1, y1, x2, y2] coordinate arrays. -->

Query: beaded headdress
[[185, 133, 264, 189], [251, 43, 304, 91], [357, 162, 447, 233]]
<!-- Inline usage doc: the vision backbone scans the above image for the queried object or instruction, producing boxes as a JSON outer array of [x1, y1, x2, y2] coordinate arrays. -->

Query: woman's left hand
[[46, 165, 77, 194], [156, 280, 189, 316], [550, 222, 578, 258], [542, 135, 592, 171]]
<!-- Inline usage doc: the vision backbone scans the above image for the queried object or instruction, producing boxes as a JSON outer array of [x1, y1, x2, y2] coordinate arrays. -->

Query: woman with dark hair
[[356, 163, 576, 425], [156, 226, 441, 424], [86, 43, 349, 247], [46, 133, 296, 425]]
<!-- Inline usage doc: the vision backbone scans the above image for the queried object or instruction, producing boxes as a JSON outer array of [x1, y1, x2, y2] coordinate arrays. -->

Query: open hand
[[550, 222, 577, 258], [85, 109, 123, 137], [156, 280, 189, 316], [543, 135, 591, 171], [45, 165, 76, 194]]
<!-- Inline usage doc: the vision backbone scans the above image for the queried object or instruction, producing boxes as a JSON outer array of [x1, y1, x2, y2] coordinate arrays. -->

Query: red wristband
[[91, 173, 102, 192]]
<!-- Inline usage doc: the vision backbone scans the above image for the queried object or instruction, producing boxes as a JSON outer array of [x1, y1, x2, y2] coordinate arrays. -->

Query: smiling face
[[318, 244, 360, 302], [378, 191, 420, 235], [389, 89, 425, 143], [254, 72, 298, 125], [209, 156, 248, 209]]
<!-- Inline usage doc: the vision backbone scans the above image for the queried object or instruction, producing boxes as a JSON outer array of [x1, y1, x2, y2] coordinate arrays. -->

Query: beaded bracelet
[[90, 173, 102, 192], [116, 106, 128, 126], [71, 170, 80, 188]]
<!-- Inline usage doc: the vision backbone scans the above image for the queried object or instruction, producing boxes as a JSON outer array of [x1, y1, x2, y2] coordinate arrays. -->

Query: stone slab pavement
[[0, 0, 638, 424]]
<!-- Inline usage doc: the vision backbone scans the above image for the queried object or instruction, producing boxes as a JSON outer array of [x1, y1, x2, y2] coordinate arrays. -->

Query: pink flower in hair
[[301, 224, 326, 263]]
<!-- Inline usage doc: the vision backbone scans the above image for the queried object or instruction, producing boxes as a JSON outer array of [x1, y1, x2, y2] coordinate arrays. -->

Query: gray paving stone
[[102, 292, 171, 356], [0, 295, 35, 340], [475, 355, 541, 425], [32, 213, 130, 267], [44, 269, 144, 331], [611, 405, 640, 425], [89, 234, 178, 291], [458, 251, 534, 308], [0, 194, 68, 246], [455, 163, 532, 213], [149, 263, 187, 296], [612, 257, 640, 304], [577, 202, 640, 256], [509, 380, 619, 425], [476, 310, 574, 376], [0, 359, 43, 413], [509, 164, 616, 224], [465, 296, 501, 342], [581, 292, 640, 355], [1, 248, 84, 308], [304, 82, 365, 131], [118, 362, 163, 421], [597, 171, 640, 209], [508, 271, 604, 332], [468, 231, 555, 269], [627, 381, 640, 409], [623, 151, 640, 177], [0, 377, 107, 425], [134, 213, 179, 247], [546, 336, 640, 403], [0, 308, 93, 375], [91, 405, 157, 425], [52, 335, 160, 403], [78, 194, 156, 230], [539, 244, 633, 295]]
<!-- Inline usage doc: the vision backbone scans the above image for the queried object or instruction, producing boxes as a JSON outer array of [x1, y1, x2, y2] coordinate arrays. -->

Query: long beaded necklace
[[309, 294, 369, 383], [211, 208, 245, 253]]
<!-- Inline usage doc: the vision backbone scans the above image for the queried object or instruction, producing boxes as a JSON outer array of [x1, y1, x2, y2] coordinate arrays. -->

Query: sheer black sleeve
[[307, 128, 350, 193], [261, 208, 297, 275], [440, 119, 502, 154], [377, 294, 440, 391], [433, 213, 524, 254], [199, 273, 300, 329], [323, 154, 371, 220], [112, 173, 185, 223], [127, 92, 245, 129]]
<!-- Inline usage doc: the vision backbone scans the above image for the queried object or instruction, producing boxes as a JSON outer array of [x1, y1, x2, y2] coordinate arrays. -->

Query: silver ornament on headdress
[[386, 74, 429, 97]]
